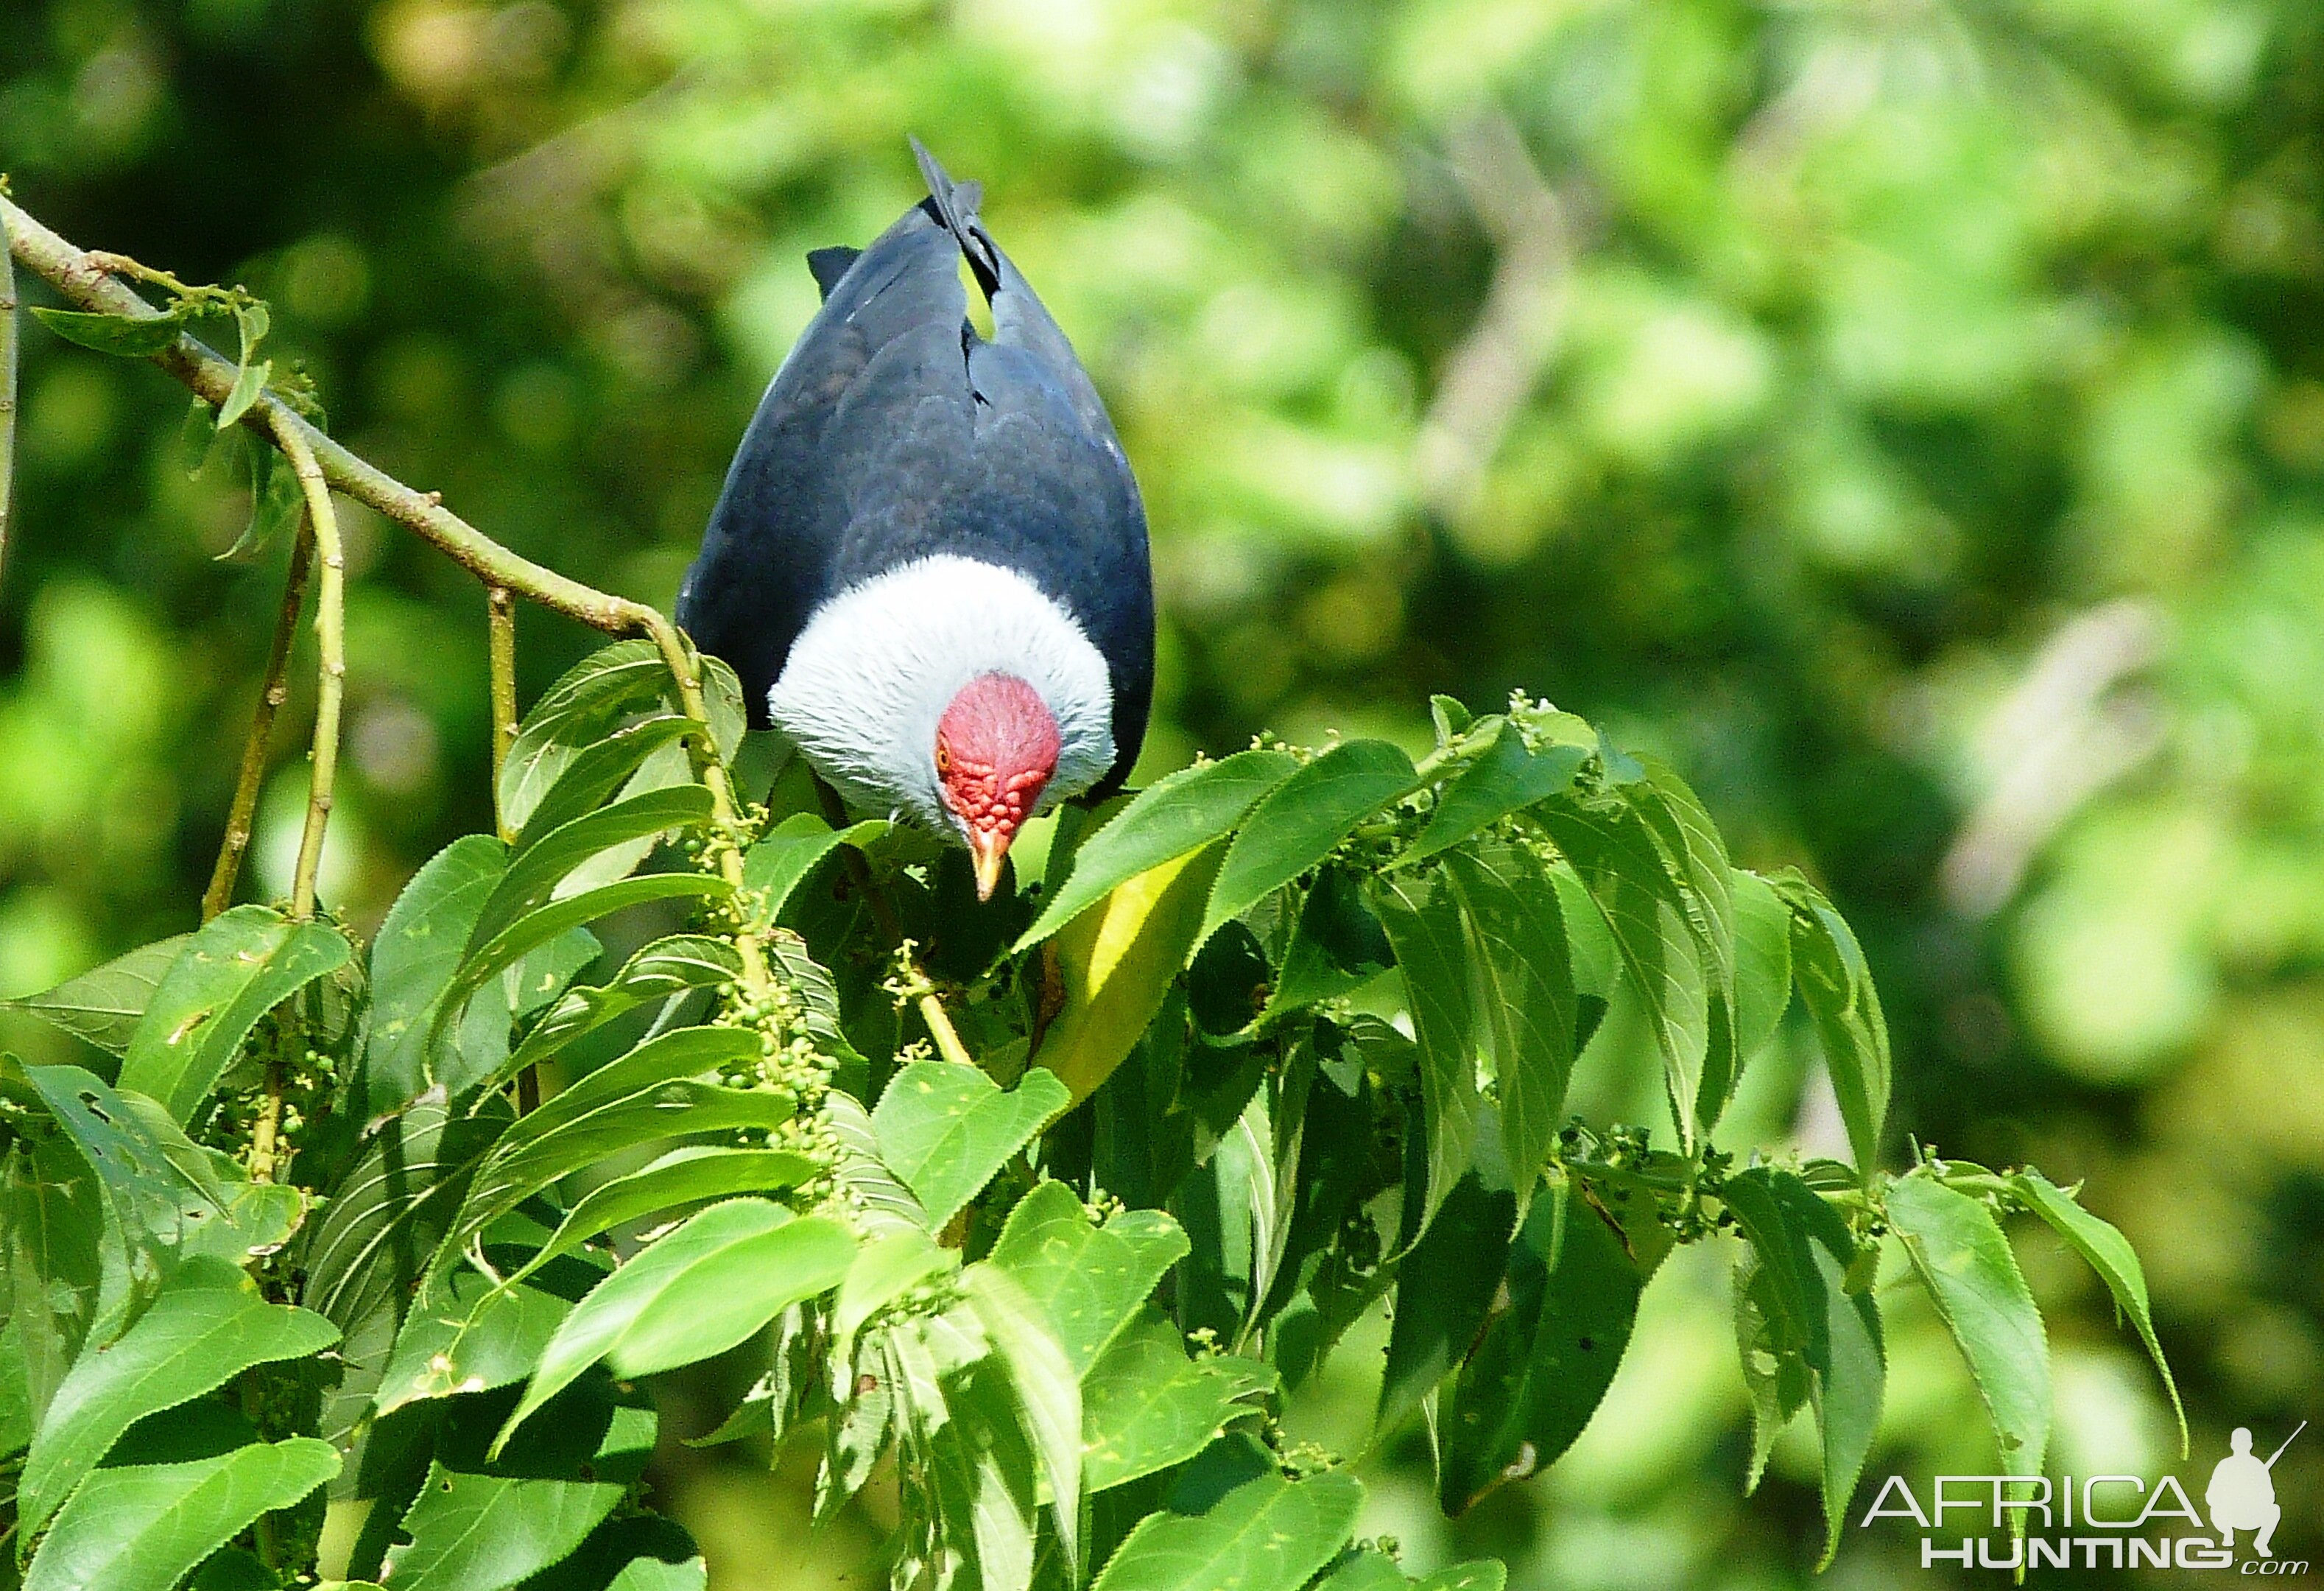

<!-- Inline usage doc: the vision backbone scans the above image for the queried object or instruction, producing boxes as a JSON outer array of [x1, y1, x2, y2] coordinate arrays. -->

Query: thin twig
[[247, 1061, 285, 1184], [487, 585, 518, 843], [203, 520, 315, 921], [269, 413, 342, 922], [3, 193, 771, 994], [0, 198, 15, 587]]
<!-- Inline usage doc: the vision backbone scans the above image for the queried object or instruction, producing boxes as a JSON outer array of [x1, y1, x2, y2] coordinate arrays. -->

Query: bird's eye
[[934, 740, 951, 776]]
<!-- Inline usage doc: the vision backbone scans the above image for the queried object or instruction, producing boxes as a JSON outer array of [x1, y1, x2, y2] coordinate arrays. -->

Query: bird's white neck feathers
[[768, 555, 1115, 837]]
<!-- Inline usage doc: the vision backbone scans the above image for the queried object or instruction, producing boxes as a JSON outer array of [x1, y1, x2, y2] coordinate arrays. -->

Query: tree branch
[[202, 519, 315, 921], [270, 415, 343, 922], [487, 586, 518, 843]]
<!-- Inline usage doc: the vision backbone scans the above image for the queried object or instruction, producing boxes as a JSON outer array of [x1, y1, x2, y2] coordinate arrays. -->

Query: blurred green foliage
[[2, 0, 2320, 1584]]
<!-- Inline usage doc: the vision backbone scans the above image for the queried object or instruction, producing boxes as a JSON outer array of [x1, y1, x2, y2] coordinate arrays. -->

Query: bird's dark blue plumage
[[678, 141, 1153, 791]]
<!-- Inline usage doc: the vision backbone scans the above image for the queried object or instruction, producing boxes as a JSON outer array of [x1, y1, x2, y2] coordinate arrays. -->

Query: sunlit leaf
[[873, 1061, 1070, 1229], [1366, 871, 1481, 1237], [1091, 1469, 1363, 1591], [1202, 740, 1418, 942], [1082, 1311, 1275, 1492], [0, 935, 189, 1056], [23, 1436, 338, 1591]]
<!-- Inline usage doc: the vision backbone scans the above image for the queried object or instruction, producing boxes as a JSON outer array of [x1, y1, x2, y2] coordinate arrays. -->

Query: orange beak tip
[[971, 831, 1010, 902]]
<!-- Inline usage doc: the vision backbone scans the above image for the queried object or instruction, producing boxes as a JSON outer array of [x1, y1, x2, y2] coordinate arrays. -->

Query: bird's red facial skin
[[936, 674, 1060, 899]]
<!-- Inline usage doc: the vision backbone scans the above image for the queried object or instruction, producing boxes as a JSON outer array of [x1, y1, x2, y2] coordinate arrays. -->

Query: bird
[[678, 138, 1153, 901]]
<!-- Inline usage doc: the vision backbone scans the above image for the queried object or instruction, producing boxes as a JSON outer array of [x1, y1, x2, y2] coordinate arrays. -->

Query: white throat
[[768, 555, 1116, 839]]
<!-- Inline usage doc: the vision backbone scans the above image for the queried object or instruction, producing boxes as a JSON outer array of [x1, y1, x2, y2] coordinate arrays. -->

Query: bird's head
[[934, 672, 1061, 900]]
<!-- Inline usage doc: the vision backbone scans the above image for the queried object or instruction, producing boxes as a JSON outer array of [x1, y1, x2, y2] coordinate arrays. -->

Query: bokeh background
[[2, 1, 2320, 1585]]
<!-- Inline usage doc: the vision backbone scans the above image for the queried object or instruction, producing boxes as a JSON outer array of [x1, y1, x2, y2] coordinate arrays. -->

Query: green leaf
[[988, 1180, 1191, 1377], [959, 1262, 1081, 1564], [13, 1063, 228, 1258], [437, 1027, 781, 1271], [1417, 1565, 1507, 1591], [499, 1199, 856, 1451], [375, 1270, 572, 1416], [1442, 843, 1577, 1199], [469, 784, 713, 953], [504, 934, 741, 1080], [825, 1092, 932, 1235], [216, 355, 271, 429], [19, 1256, 338, 1534], [116, 906, 351, 1123], [1017, 748, 1301, 951], [217, 444, 307, 564], [30, 305, 186, 357], [1782, 879, 1890, 1179], [1263, 865, 1392, 1020], [1092, 1469, 1364, 1591], [387, 1394, 655, 1591], [1034, 841, 1226, 1105], [741, 813, 889, 919], [1887, 1173, 2049, 1483], [1366, 871, 1481, 1237], [1082, 1311, 1275, 1492], [1, 935, 189, 1056], [832, 1226, 956, 1363], [364, 835, 511, 1104], [499, 641, 678, 835], [1537, 801, 1708, 1149], [1726, 869, 1793, 1073], [2009, 1167, 2184, 1454], [1720, 1166, 1884, 1567], [1404, 734, 1587, 865], [1202, 741, 1419, 942], [434, 874, 731, 1044], [511, 716, 698, 851], [1378, 1162, 1514, 1439], [23, 1436, 338, 1591], [502, 1145, 820, 1290], [872, 1061, 1071, 1229], [1437, 1178, 1644, 1514]]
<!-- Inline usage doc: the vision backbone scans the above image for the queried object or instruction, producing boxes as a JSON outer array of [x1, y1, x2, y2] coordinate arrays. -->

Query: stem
[[270, 415, 342, 922], [202, 519, 315, 921], [0, 200, 15, 589], [247, 1061, 284, 1184], [487, 585, 517, 843]]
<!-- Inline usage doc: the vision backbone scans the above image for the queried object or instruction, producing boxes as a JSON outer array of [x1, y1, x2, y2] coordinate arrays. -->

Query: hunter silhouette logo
[[1859, 1422, 2310, 1573], [2210, 1424, 2303, 1559]]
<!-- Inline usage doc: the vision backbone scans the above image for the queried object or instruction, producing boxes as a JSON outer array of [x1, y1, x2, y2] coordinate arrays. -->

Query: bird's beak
[[970, 827, 1012, 902]]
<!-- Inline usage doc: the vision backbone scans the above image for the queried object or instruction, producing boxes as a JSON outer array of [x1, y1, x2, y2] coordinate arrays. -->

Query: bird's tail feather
[[909, 135, 1000, 299]]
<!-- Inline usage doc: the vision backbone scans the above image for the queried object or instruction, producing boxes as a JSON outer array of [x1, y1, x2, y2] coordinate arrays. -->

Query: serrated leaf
[[23, 1436, 338, 1591], [1202, 741, 1419, 942], [1018, 749, 1301, 951], [833, 1227, 956, 1365], [959, 1262, 1081, 1566], [1436, 1178, 1642, 1514], [374, 1270, 571, 1416], [468, 785, 713, 953], [1726, 869, 1793, 1078], [1, 935, 189, 1056], [1782, 879, 1890, 1180], [503, 934, 741, 1080], [741, 813, 890, 919], [510, 716, 697, 851], [1034, 841, 1225, 1105], [1537, 801, 1708, 1149], [2009, 1167, 2183, 1454], [1720, 1166, 1884, 1567], [435, 1026, 781, 1274], [1092, 1469, 1363, 1591], [872, 1062, 1070, 1229], [1443, 843, 1577, 1201], [30, 305, 186, 357], [1082, 1312, 1275, 1492], [1263, 865, 1392, 1020], [502, 1145, 820, 1291], [989, 1181, 1190, 1377], [1887, 1174, 2049, 1489], [1404, 733, 1587, 865], [116, 906, 349, 1123], [387, 1395, 655, 1591], [19, 1257, 337, 1534], [363, 835, 511, 1105], [434, 874, 730, 1048], [12, 1062, 228, 1260], [1378, 1162, 1514, 1439], [499, 642, 677, 835], [499, 1200, 856, 1450], [1366, 871, 1481, 1238]]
